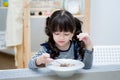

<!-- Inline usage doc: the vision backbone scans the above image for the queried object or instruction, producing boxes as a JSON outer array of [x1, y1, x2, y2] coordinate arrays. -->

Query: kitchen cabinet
[[30, 0, 90, 33], [0, 7, 7, 49]]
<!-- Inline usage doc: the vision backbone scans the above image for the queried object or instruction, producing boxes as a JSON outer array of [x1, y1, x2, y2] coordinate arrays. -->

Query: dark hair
[[45, 10, 85, 59]]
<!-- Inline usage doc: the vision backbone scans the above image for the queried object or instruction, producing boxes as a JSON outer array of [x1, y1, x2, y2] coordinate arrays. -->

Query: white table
[[0, 65, 120, 80]]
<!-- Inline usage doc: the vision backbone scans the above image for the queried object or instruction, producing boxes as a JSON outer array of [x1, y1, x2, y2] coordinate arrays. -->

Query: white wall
[[30, 17, 48, 52], [90, 0, 120, 45]]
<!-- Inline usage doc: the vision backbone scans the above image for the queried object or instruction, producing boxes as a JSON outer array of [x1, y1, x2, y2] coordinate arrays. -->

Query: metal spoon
[[54, 60, 62, 64]]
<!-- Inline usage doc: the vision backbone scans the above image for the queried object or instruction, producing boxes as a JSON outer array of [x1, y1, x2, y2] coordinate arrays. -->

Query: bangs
[[50, 15, 76, 33]]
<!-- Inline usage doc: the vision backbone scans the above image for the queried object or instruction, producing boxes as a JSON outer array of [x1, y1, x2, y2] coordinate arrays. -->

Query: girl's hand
[[36, 53, 53, 65], [77, 33, 93, 50]]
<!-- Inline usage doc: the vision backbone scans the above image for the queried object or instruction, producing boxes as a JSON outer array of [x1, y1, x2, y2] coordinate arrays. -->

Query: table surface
[[0, 65, 120, 80]]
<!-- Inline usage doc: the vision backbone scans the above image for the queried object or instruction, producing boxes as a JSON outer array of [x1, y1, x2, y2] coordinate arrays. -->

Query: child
[[28, 10, 93, 69]]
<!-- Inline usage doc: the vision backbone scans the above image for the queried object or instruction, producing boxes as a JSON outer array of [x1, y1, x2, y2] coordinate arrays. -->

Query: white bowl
[[46, 59, 84, 78]]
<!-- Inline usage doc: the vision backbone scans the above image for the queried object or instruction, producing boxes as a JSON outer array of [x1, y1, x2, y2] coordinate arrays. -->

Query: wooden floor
[[0, 51, 16, 70]]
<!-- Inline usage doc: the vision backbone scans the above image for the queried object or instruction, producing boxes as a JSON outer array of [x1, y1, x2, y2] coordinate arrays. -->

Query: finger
[[77, 33, 89, 41], [77, 34, 84, 41], [45, 58, 53, 64], [43, 53, 50, 58], [77, 35, 79, 38]]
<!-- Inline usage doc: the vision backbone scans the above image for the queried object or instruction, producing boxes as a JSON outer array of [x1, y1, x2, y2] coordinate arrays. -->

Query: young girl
[[28, 10, 93, 69]]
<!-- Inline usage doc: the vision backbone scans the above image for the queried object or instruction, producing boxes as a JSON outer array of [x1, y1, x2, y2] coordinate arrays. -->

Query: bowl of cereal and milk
[[46, 59, 84, 78]]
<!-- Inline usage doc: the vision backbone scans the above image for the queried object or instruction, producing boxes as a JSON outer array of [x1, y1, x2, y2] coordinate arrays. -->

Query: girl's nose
[[59, 35, 65, 39]]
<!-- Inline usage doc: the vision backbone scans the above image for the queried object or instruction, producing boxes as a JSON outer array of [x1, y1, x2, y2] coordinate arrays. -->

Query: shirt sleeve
[[82, 48, 93, 69], [28, 46, 47, 69]]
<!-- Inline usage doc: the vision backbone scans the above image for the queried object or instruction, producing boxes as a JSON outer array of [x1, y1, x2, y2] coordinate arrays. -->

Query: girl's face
[[53, 31, 73, 48]]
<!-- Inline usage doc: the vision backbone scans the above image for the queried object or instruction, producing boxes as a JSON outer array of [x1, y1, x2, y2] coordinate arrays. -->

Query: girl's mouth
[[58, 41, 65, 43]]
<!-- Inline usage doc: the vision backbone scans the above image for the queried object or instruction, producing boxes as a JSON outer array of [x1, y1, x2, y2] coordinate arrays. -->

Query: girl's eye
[[64, 32, 71, 36], [64, 33, 70, 36], [54, 32, 60, 35]]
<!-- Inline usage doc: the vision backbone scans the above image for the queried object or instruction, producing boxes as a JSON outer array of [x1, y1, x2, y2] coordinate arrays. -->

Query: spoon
[[54, 60, 62, 64], [48, 60, 62, 65]]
